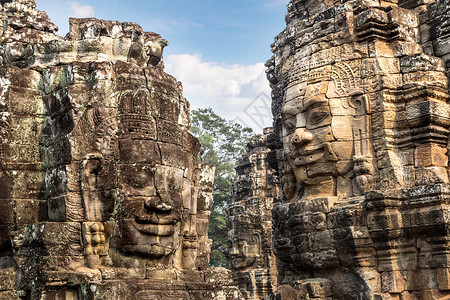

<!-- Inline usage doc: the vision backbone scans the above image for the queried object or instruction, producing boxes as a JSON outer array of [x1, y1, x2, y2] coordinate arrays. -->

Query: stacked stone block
[[228, 128, 278, 299]]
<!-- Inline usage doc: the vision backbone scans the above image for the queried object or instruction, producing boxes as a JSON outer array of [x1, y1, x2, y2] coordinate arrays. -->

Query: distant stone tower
[[266, 0, 450, 298], [228, 128, 279, 300], [0, 0, 241, 298]]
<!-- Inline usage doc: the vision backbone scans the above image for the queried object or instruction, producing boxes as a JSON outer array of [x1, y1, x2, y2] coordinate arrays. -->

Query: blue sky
[[36, 0, 289, 131]]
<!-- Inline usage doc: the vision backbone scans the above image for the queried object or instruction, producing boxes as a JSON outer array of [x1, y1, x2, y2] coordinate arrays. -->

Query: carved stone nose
[[292, 129, 312, 146], [144, 197, 174, 212], [230, 247, 239, 256], [144, 198, 159, 209]]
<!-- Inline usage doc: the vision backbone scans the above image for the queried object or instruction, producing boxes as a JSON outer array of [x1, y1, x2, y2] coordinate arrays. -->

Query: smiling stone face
[[282, 91, 364, 198], [113, 71, 189, 258], [280, 52, 376, 199], [0, 4, 243, 297], [268, 0, 450, 298], [229, 234, 260, 270], [283, 96, 339, 196], [117, 162, 184, 258]]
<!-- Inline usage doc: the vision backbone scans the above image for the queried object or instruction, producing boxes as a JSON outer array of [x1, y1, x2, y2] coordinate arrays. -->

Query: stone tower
[[266, 0, 450, 298], [0, 0, 241, 298], [228, 128, 279, 299]]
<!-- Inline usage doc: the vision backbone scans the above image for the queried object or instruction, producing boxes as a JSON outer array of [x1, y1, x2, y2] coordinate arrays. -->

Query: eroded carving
[[266, 0, 450, 298], [0, 1, 241, 298], [228, 129, 278, 299]]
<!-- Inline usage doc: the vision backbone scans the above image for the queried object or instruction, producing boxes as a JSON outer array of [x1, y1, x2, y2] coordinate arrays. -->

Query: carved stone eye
[[128, 178, 147, 188], [309, 111, 328, 125], [284, 120, 295, 132], [126, 172, 151, 188]]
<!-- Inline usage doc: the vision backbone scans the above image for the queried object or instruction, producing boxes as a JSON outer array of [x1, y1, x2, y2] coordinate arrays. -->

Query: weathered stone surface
[[228, 129, 278, 299], [266, 284, 309, 300], [261, 0, 450, 298], [0, 0, 241, 299]]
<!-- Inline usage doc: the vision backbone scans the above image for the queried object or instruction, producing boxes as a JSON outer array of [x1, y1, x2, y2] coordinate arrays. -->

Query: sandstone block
[[437, 268, 450, 290], [0, 268, 14, 291], [400, 54, 446, 73], [0, 291, 16, 300], [0, 200, 14, 225], [16, 199, 47, 225], [269, 284, 309, 300], [118, 139, 161, 164], [367, 209, 405, 230], [381, 271, 406, 294], [414, 144, 448, 168], [420, 290, 450, 300], [415, 167, 449, 186], [301, 278, 333, 298]]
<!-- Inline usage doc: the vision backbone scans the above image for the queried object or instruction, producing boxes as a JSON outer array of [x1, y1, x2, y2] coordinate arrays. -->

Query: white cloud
[[165, 54, 273, 133], [69, 2, 95, 18]]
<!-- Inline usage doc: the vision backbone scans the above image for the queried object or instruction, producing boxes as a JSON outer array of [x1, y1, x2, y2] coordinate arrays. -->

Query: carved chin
[[122, 244, 175, 258], [291, 164, 308, 184]]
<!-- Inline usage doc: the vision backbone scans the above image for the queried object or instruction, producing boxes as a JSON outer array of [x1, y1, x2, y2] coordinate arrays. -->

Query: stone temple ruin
[[228, 128, 279, 300], [229, 0, 450, 298], [2, 0, 450, 298], [0, 0, 241, 298]]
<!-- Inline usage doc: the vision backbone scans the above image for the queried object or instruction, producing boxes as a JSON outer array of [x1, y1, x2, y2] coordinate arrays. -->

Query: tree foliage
[[190, 108, 253, 268]]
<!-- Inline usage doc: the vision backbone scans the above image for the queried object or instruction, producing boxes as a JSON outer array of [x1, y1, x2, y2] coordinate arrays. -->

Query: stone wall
[[228, 128, 278, 299], [266, 0, 450, 299], [0, 0, 241, 299], [401, 0, 450, 93]]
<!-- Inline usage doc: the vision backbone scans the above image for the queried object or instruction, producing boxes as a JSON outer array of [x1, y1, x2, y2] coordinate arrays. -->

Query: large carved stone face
[[229, 234, 260, 270], [283, 95, 340, 197], [114, 87, 188, 259], [282, 79, 371, 199], [144, 37, 168, 67], [117, 161, 184, 258]]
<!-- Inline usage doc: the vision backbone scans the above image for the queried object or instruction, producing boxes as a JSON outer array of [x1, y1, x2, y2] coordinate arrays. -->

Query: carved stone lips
[[135, 214, 178, 225], [290, 146, 325, 166], [133, 223, 175, 236], [133, 215, 178, 236]]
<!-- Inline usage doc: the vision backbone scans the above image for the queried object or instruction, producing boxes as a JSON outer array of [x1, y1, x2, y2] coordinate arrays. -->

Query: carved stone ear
[[349, 89, 369, 114], [81, 153, 104, 185], [81, 153, 105, 221], [252, 233, 262, 258]]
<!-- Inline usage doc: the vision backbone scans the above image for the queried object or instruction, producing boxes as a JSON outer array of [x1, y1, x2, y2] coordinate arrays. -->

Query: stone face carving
[[0, 0, 242, 298], [113, 81, 185, 259], [266, 0, 450, 298], [228, 128, 278, 300]]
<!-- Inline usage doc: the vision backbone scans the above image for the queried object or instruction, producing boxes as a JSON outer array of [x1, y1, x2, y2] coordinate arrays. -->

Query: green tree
[[190, 108, 253, 268]]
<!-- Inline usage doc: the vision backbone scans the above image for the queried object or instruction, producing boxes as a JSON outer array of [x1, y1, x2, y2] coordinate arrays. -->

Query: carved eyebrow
[[282, 102, 302, 118], [304, 98, 328, 110]]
